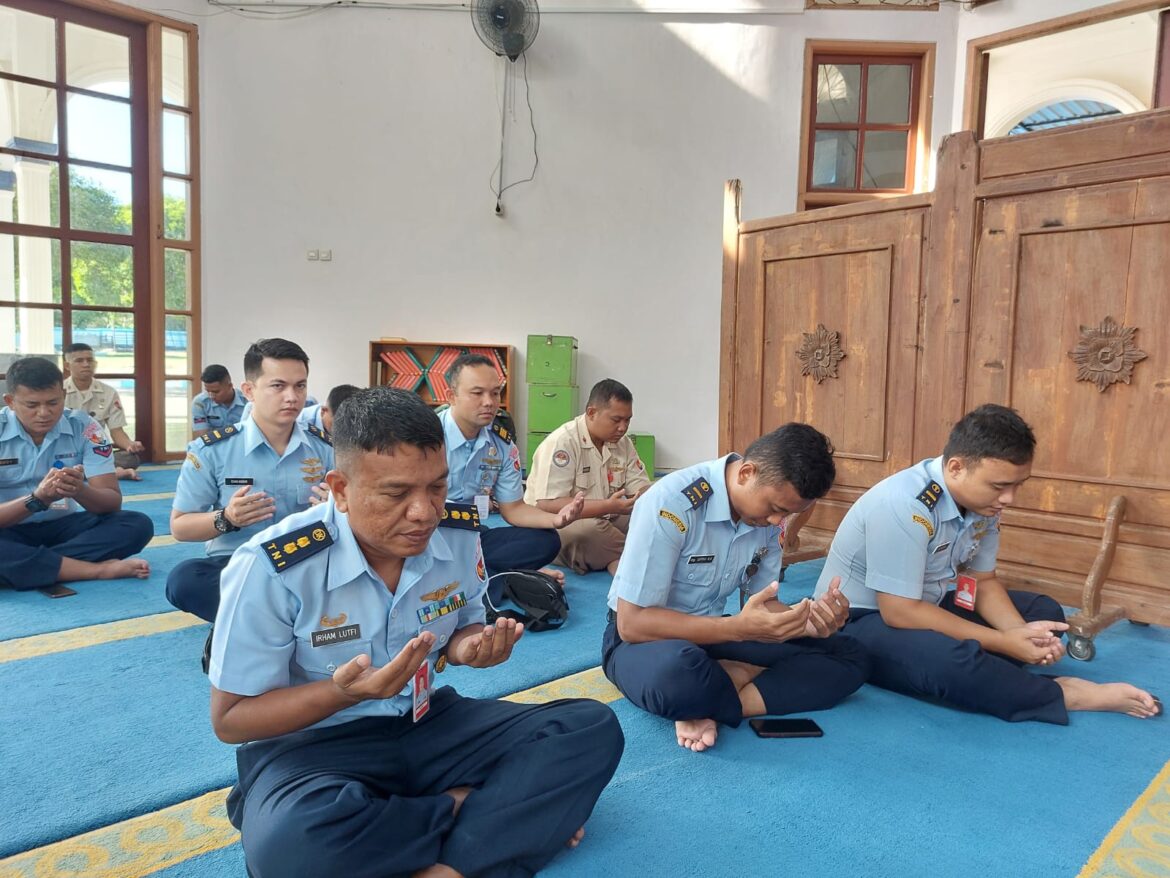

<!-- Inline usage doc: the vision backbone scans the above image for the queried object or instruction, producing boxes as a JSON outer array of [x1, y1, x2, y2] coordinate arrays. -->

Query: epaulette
[[201, 425, 241, 447], [264, 522, 334, 573], [916, 480, 944, 510], [489, 420, 513, 445], [440, 501, 481, 530], [306, 423, 332, 446], [681, 477, 714, 509]]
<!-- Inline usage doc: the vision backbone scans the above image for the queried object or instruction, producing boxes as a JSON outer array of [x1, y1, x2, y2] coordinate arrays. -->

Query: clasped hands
[[740, 576, 850, 642], [35, 464, 86, 502]]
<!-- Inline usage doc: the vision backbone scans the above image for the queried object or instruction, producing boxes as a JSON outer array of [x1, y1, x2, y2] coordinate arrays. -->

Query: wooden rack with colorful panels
[[369, 340, 513, 409]]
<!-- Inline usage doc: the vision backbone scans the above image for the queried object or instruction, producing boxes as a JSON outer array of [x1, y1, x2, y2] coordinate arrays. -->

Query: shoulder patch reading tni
[[916, 481, 943, 510], [264, 523, 334, 572], [440, 502, 481, 531], [681, 477, 713, 509]]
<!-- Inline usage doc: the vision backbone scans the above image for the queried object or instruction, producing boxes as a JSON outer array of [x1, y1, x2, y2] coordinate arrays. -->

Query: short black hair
[[449, 354, 497, 391], [332, 387, 443, 466], [6, 357, 64, 394], [942, 404, 1035, 466], [63, 343, 94, 357], [242, 338, 309, 382], [326, 384, 362, 415], [587, 379, 632, 409], [201, 364, 230, 384], [744, 423, 836, 501]]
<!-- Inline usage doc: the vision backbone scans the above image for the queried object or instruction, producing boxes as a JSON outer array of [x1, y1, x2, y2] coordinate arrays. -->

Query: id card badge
[[954, 574, 978, 611], [473, 493, 491, 521], [412, 659, 431, 722]]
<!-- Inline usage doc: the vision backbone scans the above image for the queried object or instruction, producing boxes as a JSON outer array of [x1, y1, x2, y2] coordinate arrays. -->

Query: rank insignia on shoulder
[[306, 423, 332, 446], [264, 523, 334, 572], [201, 425, 240, 447], [490, 421, 512, 444], [681, 477, 713, 509], [440, 502, 481, 530], [916, 481, 944, 510]]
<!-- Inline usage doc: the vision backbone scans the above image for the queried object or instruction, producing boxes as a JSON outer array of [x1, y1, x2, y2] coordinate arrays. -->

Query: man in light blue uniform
[[297, 383, 361, 438], [209, 387, 624, 878], [191, 363, 246, 437], [167, 339, 334, 627], [440, 354, 583, 605], [605, 423, 868, 751], [0, 357, 152, 591], [814, 404, 1160, 723]]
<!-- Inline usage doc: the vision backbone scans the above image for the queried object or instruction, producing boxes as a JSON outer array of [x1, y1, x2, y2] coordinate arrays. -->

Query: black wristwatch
[[25, 493, 49, 514], [213, 507, 239, 534]]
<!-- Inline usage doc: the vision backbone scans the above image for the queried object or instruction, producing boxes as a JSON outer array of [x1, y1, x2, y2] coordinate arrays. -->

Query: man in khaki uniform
[[63, 344, 145, 481], [525, 379, 651, 574]]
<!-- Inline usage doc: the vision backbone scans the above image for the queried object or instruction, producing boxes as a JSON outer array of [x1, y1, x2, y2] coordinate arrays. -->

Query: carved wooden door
[[968, 178, 1170, 618], [728, 208, 926, 524]]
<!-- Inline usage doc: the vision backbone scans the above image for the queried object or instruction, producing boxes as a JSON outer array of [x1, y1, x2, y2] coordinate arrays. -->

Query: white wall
[[134, 0, 1128, 468]]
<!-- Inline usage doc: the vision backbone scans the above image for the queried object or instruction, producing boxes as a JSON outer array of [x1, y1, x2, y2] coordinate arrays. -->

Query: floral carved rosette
[[796, 324, 845, 384], [1067, 316, 1147, 393]]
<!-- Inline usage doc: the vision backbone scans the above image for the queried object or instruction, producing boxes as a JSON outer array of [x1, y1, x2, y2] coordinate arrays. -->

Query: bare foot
[[1056, 677, 1162, 718], [539, 567, 566, 585], [443, 785, 473, 818], [566, 826, 585, 848], [97, 558, 151, 580], [675, 718, 718, 751], [116, 467, 142, 481]]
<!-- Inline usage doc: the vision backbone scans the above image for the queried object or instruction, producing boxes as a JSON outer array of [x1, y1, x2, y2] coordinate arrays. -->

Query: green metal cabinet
[[629, 432, 656, 477], [525, 431, 550, 475], [526, 335, 578, 385], [527, 385, 578, 432]]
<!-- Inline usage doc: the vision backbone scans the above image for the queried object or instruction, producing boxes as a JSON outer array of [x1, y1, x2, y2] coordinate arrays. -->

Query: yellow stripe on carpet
[[1078, 758, 1170, 877], [0, 611, 204, 664], [123, 492, 175, 502], [148, 534, 177, 548], [0, 667, 622, 876], [0, 788, 236, 878]]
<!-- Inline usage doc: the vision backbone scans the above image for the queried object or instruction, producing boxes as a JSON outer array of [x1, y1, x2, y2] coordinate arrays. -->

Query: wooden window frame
[[963, 0, 1170, 138], [0, 0, 200, 460], [797, 40, 934, 213], [805, 0, 938, 10]]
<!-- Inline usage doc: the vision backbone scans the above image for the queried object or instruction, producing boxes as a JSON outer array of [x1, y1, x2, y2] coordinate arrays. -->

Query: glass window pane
[[7, 160, 60, 228], [0, 304, 61, 364], [164, 248, 191, 310], [69, 165, 132, 234], [0, 234, 61, 304], [0, 7, 55, 82], [162, 29, 188, 107], [163, 177, 189, 241], [70, 241, 133, 308], [861, 130, 910, 189], [102, 377, 136, 438], [816, 63, 860, 124], [3, 82, 59, 155], [165, 314, 191, 377], [162, 110, 190, 174], [165, 378, 193, 453], [65, 24, 130, 97], [866, 65, 911, 124], [812, 130, 857, 189], [66, 93, 131, 166], [72, 310, 134, 373]]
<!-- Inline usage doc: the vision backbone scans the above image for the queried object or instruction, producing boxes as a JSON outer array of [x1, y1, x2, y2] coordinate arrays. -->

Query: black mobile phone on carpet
[[749, 717, 823, 738]]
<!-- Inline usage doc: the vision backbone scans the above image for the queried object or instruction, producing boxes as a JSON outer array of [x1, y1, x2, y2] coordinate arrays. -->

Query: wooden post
[[718, 179, 742, 456]]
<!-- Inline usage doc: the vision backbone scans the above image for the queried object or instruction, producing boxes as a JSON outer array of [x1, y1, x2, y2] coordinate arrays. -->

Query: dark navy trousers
[[166, 555, 231, 622], [480, 525, 561, 604], [0, 510, 153, 590], [229, 687, 624, 878], [602, 620, 869, 726], [845, 590, 1069, 724]]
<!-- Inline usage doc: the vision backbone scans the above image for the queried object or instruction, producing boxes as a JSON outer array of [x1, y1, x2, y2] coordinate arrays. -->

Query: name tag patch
[[417, 592, 468, 625], [225, 477, 254, 486], [0, 458, 17, 466], [310, 623, 361, 647], [687, 554, 715, 565], [933, 541, 951, 554]]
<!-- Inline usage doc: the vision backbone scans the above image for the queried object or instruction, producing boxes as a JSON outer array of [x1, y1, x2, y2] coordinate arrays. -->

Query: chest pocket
[[673, 554, 718, 589], [0, 460, 24, 486], [294, 637, 373, 679], [418, 610, 461, 651]]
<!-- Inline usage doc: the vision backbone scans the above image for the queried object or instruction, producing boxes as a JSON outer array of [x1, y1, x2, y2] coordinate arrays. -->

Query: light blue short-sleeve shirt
[[0, 407, 116, 523], [209, 498, 488, 731], [297, 404, 326, 434], [191, 389, 247, 434], [813, 457, 1001, 610], [607, 454, 784, 617], [439, 409, 523, 505], [172, 416, 335, 555]]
